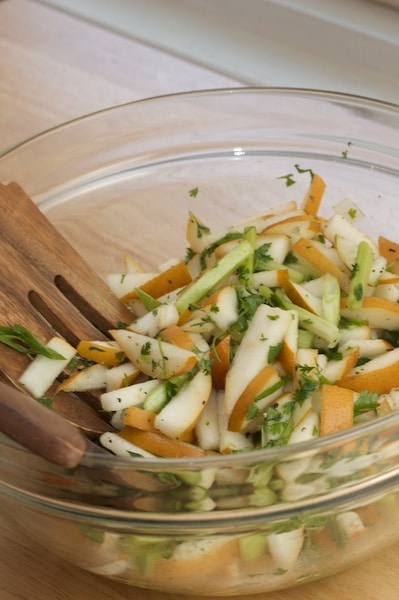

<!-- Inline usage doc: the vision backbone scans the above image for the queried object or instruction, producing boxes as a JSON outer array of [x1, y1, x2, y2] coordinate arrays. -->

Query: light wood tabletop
[[1, 1, 399, 599]]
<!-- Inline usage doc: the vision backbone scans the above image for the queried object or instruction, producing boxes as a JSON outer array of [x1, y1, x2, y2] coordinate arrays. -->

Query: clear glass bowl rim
[[1, 86, 399, 159]]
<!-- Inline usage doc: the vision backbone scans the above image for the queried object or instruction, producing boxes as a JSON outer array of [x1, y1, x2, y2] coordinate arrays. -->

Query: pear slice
[[335, 511, 365, 539], [56, 363, 108, 393], [215, 233, 290, 264], [227, 365, 283, 432], [110, 329, 198, 379], [289, 411, 319, 444], [100, 431, 155, 458], [217, 201, 299, 239], [158, 324, 196, 350], [251, 269, 289, 289], [122, 405, 158, 432], [181, 285, 238, 335], [210, 334, 231, 390], [224, 304, 292, 418], [339, 324, 371, 344], [106, 272, 156, 299], [319, 384, 355, 436], [339, 338, 392, 360], [323, 213, 386, 286], [301, 173, 326, 216], [77, 339, 125, 367], [259, 209, 310, 233], [279, 310, 299, 377], [195, 390, 221, 451], [291, 237, 350, 291], [264, 215, 321, 241], [128, 304, 179, 337], [186, 201, 297, 254], [378, 235, 399, 274], [118, 426, 207, 458], [100, 379, 160, 412], [123, 254, 144, 273], [375, 270, 399, 285], [284, 279, 323, 315], [340, 296, 399, 330], [374, 281, 399, 303], [338, 347, 399, 394], [268, 528, 304, 571], [105, 361, 141, 392], [18, 336, 77, 398], [122, 261, 192, 302], [152, 536, 240, 588], [154, 369, 212, 440], [321, 347, 360, 384]]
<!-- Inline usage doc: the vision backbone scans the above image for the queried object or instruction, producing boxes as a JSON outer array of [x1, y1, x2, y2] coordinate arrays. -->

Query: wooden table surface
[[1, 1, 399, 598]]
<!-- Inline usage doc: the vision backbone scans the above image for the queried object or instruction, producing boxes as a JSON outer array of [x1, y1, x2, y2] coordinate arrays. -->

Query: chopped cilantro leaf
[[278, 173, 296, 187], [294, 164, 314, 179], [293, 364, 322, 404], [354, 390, 380, 416]]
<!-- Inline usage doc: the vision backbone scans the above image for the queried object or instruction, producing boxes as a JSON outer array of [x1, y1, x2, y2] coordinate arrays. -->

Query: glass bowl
[[1, 88, 399, 596]]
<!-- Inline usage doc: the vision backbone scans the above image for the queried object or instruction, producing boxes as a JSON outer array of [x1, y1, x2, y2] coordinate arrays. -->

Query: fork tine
[[0, 182, 133, 338], [0, 236, 103, 343], [0, 179, 135, 334]]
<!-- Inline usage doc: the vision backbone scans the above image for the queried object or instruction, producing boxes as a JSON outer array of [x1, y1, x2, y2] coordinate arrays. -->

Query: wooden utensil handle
[[0, 380, 87, 468]]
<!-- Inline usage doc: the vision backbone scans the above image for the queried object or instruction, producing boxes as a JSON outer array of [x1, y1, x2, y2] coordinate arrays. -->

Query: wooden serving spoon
[[0, 182, 134, 465], [0, 378, 106, 468]]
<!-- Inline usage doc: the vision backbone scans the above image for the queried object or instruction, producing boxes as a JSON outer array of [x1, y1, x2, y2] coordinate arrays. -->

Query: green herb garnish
[[0, 324, 65, 359]]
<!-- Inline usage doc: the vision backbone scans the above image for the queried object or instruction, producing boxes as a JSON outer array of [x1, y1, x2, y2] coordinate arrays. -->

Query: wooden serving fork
[[0, 182, 134, 467]]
